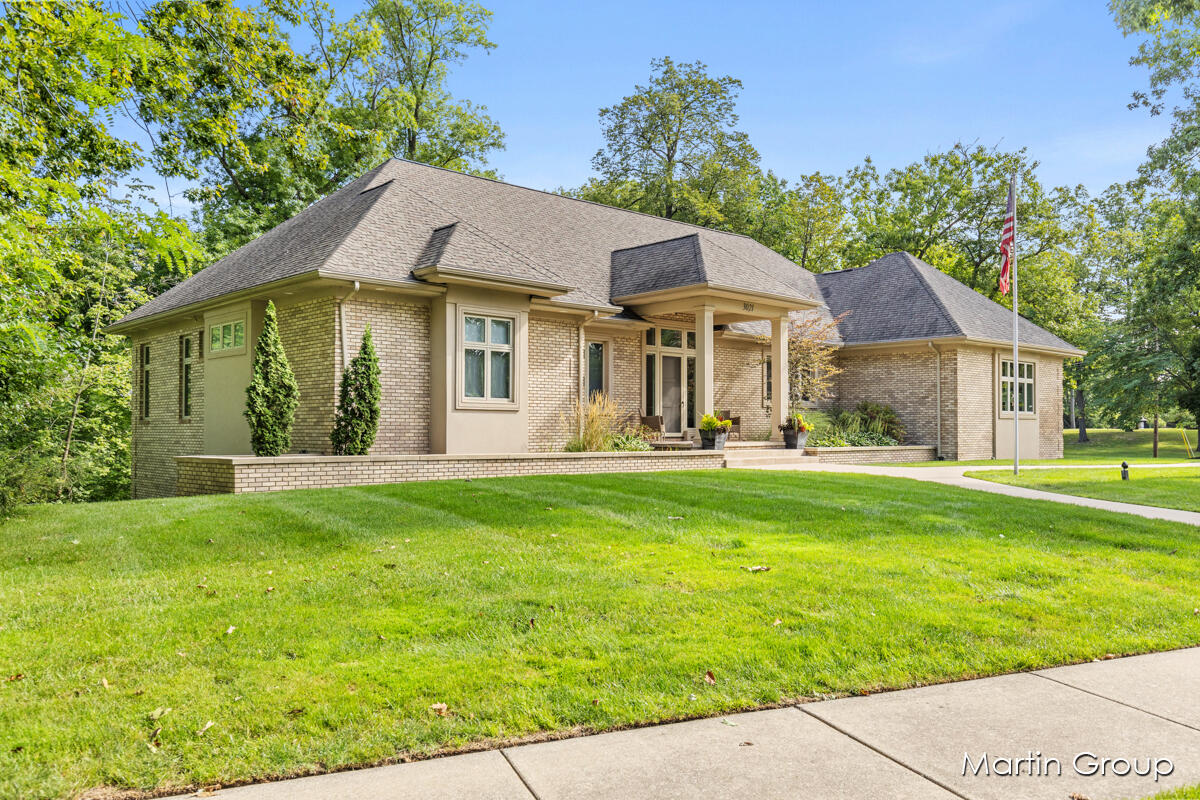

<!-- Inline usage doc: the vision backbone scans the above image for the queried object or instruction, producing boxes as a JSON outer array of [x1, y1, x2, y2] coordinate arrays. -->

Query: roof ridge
[[609, 232, 699, 255], [385, 157, 773, 246], [897, 253, 965, 337]]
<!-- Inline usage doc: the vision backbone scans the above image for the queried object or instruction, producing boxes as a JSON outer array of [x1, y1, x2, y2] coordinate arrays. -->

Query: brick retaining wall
[[175, 451, 726, 496], [803, 445, 937, 464]]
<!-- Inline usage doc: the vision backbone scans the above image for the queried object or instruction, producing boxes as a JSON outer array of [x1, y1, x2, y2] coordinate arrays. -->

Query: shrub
[[853, 401, 906, 442], [330, 325, 381, 455], [609, 431, 653, 451], [244, 302, 299, 457]]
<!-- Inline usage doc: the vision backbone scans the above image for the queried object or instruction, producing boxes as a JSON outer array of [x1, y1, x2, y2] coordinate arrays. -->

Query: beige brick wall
[[277, 297, 337, 454], [528, 315, 579, 451], [176, 451, 726, 495], [953, 346, 996, 461], [806, 445, 937, 464], [608, 333, 642, 418], [1037, 354, 1065, 459], [338, 297, 432, 455], [715, 338, 773, 439], [833, 349, 941, 447], [131, 324, 206, 499]]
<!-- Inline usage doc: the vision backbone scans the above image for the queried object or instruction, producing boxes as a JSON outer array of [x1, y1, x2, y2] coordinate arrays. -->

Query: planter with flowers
[[699, 413, 733, 450], [779, 412, 812, 450]]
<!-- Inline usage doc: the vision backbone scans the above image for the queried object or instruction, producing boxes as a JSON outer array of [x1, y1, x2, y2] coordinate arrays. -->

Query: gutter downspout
[[928, 341, 942, 459], [338, 281, 361, 370], [577, 310, 598, 435]]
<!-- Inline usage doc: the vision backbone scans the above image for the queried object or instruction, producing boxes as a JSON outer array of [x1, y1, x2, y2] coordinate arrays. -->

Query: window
[[462, 313, 513, 401], [660, 328, 682, 348], [179, 336, 194, 419], [763, 358, 772, 408], [139, 344, 151, 419], [1001, 360, 1035, 413], [645, 329, 656, 346], [644, 353, 656, 414], [587, 341, 605, 398], [209, 319, 245, 353]]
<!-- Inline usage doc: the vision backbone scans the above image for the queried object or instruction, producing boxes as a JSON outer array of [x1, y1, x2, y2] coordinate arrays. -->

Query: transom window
[[1001, 360, 1035, 413], [463, 314, 513, 401], [209, 320, 245, 353]]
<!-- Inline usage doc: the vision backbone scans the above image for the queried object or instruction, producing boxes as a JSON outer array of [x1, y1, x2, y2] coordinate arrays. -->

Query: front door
[[662, 355, 682, 433]]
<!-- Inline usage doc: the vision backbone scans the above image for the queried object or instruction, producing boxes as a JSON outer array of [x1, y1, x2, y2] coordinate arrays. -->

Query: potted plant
[[699, 413, 733, 450], [779, 412, 812, 450]]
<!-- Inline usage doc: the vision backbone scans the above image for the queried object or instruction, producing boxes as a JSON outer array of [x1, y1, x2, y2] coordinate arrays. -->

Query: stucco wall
[[130, 324, 206, 499]]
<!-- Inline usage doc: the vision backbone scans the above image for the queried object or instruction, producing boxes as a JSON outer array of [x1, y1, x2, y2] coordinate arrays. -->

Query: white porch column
[[770, 313, 790, 440], [695, 305, 715, 421]]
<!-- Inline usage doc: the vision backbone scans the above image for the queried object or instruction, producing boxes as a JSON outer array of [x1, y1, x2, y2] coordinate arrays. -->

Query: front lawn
[[2, 470, 1199, 799], [966, 465, 1200, 512], [908, 427, 1199, 467]]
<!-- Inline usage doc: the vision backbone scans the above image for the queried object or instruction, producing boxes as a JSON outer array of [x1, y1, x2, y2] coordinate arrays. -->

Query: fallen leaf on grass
[[667, 515, 684, 520], [225, 626, 236, 635], [772, 618, 782, 626], [742, 565, 770, 573], [704, 670, 716, 685], [430, 702, 449, 716], [6, 674, 23, 682], [148, 707, 171, 720], [99, 678, 108, 690], [285, 708, 304, 717]]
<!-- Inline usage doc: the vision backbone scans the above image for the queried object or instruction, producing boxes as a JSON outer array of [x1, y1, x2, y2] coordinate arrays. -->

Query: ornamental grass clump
[[244, 301, 299, 457], [331, 325, 382, 455], [564, 393, 653, 451]]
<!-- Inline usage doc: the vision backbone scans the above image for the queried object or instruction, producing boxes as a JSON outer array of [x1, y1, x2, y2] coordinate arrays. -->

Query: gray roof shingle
[[815, 252, 1079, 352], [115, 159, 821, 327]]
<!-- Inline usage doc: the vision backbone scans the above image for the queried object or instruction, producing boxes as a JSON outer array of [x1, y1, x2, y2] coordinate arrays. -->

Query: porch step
[[723, 449, 817, 468]]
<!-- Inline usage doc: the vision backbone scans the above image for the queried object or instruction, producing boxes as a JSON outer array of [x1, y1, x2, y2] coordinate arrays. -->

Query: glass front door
[[662, 355, 682, 433]]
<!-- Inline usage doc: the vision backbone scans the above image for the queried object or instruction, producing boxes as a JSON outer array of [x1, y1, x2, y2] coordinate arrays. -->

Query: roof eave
[[611, 282, 819, 309], [837, 334, 1085, 358], [412, 264, 573, 297]]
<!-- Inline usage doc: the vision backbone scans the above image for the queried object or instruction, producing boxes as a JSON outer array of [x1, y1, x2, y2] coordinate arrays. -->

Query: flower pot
[[699, 429, 729, 450], [782, 429, 809, 450]]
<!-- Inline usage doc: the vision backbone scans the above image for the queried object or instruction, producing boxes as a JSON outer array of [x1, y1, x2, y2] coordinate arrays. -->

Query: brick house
[[108, 159, 1082, 498]]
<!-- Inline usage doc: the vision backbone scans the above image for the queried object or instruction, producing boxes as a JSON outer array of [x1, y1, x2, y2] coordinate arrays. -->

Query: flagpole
[[1011, 171, 1019, 476]]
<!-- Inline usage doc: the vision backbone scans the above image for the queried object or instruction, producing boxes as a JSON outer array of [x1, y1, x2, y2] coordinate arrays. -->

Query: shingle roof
[[609, 233, 805, 300], [815, 252, 1079, 352], [114, 158, 820, 327]]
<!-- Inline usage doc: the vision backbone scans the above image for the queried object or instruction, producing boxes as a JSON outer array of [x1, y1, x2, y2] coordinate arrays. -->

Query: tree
[[331, 325, 382, 455], [756, 312, 846, 413], [585, 57, 759, 224], [245, 302, 300, 457], [842, 143, 1089, 339]]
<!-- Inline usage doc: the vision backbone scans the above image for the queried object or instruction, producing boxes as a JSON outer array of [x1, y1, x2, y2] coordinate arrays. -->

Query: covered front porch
[[606, 284, 820, 442]]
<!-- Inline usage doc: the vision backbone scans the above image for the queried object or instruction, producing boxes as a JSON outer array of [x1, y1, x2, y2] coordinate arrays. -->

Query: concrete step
[[723, 450, 816, 467]]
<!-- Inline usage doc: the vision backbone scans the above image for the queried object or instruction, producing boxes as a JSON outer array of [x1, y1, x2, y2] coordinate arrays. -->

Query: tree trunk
[[1153, 413, 1160, 458], [1075, 387, 1089, 443]]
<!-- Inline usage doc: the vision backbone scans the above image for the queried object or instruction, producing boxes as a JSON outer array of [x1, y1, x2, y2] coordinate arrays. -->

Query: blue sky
[[414, 0, 1167, 195]]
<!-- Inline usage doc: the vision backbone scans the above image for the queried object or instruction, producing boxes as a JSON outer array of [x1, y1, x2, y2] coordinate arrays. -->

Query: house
[[108, 159, 1083, 498]]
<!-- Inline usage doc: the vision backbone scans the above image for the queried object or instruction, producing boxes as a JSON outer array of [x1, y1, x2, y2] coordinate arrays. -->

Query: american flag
[[998, 173, 1016, 295]]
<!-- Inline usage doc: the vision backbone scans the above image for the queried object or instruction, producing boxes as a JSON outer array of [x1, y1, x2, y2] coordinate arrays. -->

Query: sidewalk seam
[[1032, 671, 1200, 733], [500, 748, 543, 800], [796, 706, 975, 800]]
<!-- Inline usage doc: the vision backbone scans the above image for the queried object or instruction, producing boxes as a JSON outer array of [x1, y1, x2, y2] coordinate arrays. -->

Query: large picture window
[[1001, 360, 1035, 413], [462, 312, 514, 402]]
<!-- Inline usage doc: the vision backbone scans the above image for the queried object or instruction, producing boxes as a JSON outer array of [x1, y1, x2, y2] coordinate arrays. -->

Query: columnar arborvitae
[[330, 324, 381, 456], [244, 301, 299, 457]]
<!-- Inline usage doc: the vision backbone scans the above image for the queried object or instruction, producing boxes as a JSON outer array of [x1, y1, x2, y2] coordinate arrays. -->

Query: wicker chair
[[640, 415, 664, 437], [719, 410, 742, 440]]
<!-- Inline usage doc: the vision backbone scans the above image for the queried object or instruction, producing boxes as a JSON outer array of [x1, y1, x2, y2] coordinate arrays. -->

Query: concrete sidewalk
[[749, 460, 1200, 526], [176, 648, 1200, 799]]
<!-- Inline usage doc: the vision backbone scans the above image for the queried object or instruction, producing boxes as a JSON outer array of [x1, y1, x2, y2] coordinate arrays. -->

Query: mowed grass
[[967, 466, 1200, 512], [908, 427, 1199, 467], [2, 470, 1199, 799]]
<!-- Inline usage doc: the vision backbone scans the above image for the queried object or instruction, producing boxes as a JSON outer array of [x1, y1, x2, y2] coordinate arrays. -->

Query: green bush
[[330, 325, 381, 455], [609, 432, 653, 451], [244, 302, 299, 457]]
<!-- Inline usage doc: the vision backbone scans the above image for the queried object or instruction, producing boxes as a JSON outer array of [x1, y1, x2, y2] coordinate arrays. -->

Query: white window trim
[[456, 304, 521, 411], [207, 313, 248, 359], [998, 358, 1037, 418]]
